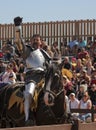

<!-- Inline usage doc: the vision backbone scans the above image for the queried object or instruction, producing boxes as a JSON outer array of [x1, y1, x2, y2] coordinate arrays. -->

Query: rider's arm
[[14, 17, 32, 59]]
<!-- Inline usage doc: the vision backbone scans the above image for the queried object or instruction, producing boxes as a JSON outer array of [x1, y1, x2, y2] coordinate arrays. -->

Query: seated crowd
[[0, 36, 96, 123]]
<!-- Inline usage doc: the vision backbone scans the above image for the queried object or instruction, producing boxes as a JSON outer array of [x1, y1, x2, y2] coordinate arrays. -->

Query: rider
[[14, 17, 51, 123], [24, 34, 51, 123]]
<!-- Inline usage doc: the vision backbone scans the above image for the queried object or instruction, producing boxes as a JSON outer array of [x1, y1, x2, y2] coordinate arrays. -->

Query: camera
[[14, 16, 23, 26]]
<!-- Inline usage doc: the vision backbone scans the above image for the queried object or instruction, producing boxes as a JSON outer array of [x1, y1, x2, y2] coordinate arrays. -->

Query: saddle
[[31, 79, 45, 111], [8, 79, 44, 114]]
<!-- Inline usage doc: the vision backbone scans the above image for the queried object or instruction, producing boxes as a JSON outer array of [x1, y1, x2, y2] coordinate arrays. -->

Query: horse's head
[[44, 62, 64, 106]]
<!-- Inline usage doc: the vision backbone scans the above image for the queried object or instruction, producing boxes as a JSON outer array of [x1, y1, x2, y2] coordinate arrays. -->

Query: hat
[[82, 69, 87, 73], [70, 93, 75, 96], [80, 84, 87, 92], [62, 75, 67, 79], [80, 84, 85, 88]]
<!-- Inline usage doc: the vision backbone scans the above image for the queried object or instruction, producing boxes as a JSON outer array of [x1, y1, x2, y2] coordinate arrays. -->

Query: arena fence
[[70, 108, 96, 122], [0, 122, 96, 130], [0, 19, 96, 49]]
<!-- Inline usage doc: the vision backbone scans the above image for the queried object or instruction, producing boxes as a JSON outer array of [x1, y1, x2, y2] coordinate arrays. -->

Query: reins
[[44, 88, 64, 98]]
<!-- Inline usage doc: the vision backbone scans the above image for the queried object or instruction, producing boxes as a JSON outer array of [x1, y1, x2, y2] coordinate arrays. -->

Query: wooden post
[[71, 119, 80, 130]]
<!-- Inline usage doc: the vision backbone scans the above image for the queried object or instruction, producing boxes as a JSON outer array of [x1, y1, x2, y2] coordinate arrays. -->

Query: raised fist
[[14, 16, 23, 26]]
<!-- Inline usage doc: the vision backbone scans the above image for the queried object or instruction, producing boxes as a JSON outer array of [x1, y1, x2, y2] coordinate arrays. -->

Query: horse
[[0, 62, 71, 128], [35, 63, 66, 125]]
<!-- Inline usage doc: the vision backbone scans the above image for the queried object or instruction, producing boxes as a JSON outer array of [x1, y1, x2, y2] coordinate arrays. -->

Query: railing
[[70, 108, 96, 122]]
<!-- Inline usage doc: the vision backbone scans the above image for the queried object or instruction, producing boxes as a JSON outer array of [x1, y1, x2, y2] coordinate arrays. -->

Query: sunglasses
[[83, 95, 87, 97]]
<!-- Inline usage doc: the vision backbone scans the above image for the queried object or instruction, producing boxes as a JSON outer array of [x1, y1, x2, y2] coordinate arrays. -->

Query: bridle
[[44, 64, 64, 100], [44, 88, 64, 98]]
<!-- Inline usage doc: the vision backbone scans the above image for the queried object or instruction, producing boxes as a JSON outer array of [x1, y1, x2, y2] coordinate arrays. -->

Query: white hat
[[70, 93, 75, 96], [80, 84, 87, 92]]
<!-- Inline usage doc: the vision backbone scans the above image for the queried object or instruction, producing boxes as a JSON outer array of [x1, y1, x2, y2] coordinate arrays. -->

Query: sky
[[0, 0, 96, 24]]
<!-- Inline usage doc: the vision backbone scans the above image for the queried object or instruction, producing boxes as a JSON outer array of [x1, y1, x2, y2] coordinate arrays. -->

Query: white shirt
[[65, 95, 70, 113], [2, 72, 10, 83], [8, 71, 16, 84], [79, 99, 91, 109], [2, 71, 16, 84], [69, 98, 79, 109], [69, 98, 79, 117]]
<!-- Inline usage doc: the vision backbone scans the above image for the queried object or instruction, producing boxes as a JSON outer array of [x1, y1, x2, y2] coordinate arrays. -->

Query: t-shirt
[[69, 98, 79, 109], [80, 99, 91, 109], [2, 72, 10, 83], [68, 40, 78, 48], [2, 71, 16, 84], [78, 40, 87, 48], [9, 72, 16, 84]]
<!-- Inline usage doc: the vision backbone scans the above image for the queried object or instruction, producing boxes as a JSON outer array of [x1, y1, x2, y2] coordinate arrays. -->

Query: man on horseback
[[14, 17, 51, 124]]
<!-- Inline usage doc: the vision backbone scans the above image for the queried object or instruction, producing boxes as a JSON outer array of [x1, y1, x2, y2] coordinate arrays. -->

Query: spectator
[[17, 62, 25, 81], [62, 75, 74, 96], [78, 37, 87, 49], [91, 36, 96, 54], [87, 37, 92, 49], [85, 55, 93, 76], [0, 64, 17, 87], [69, 93, 79, 118], [71, 57, 77, 71], [0, 50, 4, 59], [77, 48, 89, 60], [90, 69, 96, 86], [76, 84, 87, 100], [68, 37, 78, 49], [63, 56, 71, 70], [0, 60, 6, 73], [10, 60, 19, 73], [42, 41, 54, 57], [88, 84, 96, 109], [5, 50, 11, 61], [2, 40, 14, 61], [51, 41, 60, 59], [78, 91, 92, 122], [6, 39, 16, 58], [68, 37, 78, 55], [60, 37, 68, 56], [64, 90, 70, 114], [86, 37, 93, 55], [71, 70, 79, 91], [79, 69, 91, 87], [75, 58, 83, 73]]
